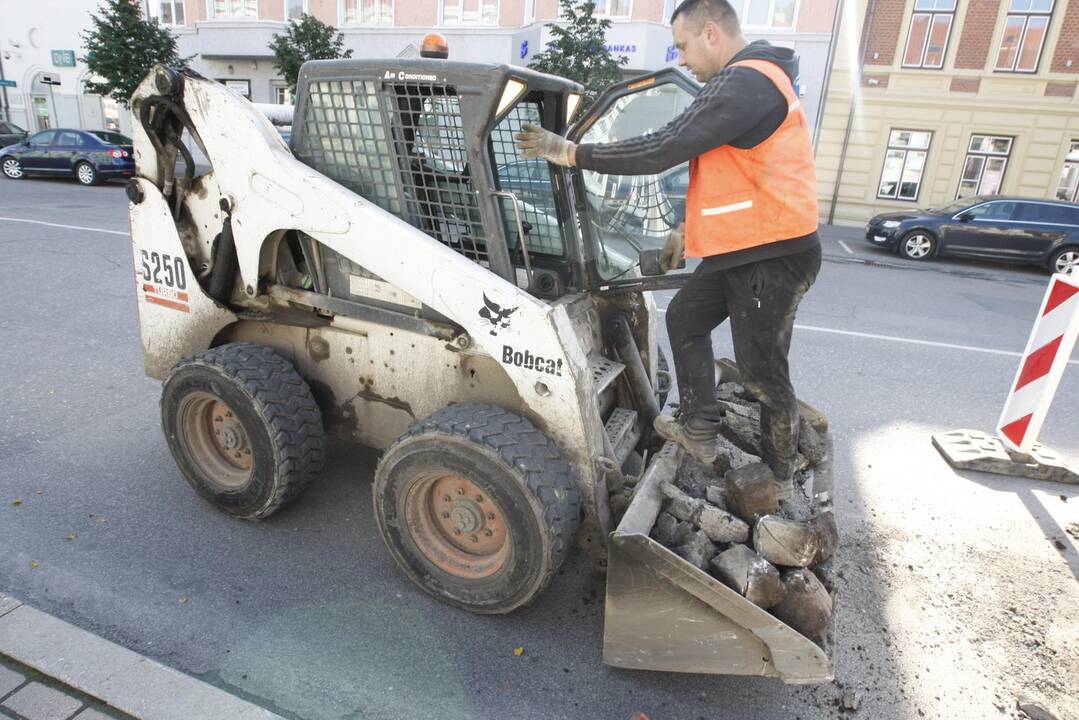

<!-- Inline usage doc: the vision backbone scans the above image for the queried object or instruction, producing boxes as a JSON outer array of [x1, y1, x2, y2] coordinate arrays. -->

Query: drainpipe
[[827, 0, 878, 225], [0, 51, 9, 123], [813, 0, 845, 151]]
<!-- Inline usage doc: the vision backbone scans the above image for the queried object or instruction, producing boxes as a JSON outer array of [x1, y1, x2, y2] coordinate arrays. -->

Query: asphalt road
[[1, 177, 1077, 720]]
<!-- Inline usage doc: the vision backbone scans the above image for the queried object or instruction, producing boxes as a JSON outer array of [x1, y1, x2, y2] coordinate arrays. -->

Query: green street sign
[[51, 50, 76, 67]]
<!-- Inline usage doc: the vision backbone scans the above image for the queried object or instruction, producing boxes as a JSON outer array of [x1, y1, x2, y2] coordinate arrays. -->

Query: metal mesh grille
[[297, 80, 401, 217], [386, 84, 488, 264], [490, 103, 565, 257]]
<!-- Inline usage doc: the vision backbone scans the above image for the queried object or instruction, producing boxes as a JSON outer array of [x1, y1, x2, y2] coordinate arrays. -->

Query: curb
[[0, 592, 283, 720]]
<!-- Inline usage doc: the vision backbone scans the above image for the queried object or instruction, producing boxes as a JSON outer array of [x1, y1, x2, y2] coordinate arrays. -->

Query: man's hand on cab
[[515, 123, 575, 166], [660, 224, 686, 273]]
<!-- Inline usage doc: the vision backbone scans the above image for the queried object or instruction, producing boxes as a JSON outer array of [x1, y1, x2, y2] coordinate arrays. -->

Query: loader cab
[[290, 58, 585, 300]]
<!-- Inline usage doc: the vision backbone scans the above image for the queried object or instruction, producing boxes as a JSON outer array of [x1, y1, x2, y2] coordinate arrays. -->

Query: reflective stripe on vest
[[683, 59, 819, 259]]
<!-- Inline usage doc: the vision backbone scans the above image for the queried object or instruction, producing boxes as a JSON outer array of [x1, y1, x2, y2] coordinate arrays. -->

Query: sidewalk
[[0, 593, 283, 720]]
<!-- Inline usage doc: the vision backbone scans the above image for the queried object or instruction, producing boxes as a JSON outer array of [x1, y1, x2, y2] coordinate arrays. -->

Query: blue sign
[[51, 50, 76, 67], [0, 79, 15, 88], [665, 44, 678, 62], [604, 43, 638, 54], [520, 40, 529, 59]]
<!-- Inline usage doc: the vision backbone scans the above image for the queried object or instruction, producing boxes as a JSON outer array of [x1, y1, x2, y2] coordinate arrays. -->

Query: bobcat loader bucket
[[603, 442, 834, 683]]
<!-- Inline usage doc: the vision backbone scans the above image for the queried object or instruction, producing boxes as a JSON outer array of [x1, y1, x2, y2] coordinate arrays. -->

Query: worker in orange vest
[[516, 0, 821, 501]]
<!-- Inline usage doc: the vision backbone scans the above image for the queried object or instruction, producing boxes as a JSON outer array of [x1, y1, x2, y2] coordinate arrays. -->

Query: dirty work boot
[[653, 413, 719, 465]]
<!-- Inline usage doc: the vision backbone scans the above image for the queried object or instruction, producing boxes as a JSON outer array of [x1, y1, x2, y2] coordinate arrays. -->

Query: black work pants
[[666, 244, 821, 482]]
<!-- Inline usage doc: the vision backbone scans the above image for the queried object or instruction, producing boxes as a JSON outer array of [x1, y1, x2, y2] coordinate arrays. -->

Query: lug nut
[[453, 529, 461, 535], [441, 512, 450, 519], [486, 512, 495, 520], [443, 495, 451, 502], [470, 535, 478, 543], [484, 529, 493, 537], [476, 495, 483, 502], [456, 488, 465, 495]]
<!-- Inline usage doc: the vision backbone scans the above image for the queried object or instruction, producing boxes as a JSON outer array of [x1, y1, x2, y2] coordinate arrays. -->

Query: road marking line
[[838, 240, 854, 255], [0, 216, 129, 236], [654, 310, 1078, 366]]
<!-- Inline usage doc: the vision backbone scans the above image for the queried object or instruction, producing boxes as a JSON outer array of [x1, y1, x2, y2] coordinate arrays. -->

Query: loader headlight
[[497, 79, 527, 117], [566, 93, 582, 124]]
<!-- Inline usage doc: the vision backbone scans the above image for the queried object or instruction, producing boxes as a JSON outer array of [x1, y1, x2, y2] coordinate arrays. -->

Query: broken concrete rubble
[[696, 504, 750, 544], [709, 544, 784, 609], [674, 529, 717, 570], [660, 481, 704, 522], [750, 515, 832, 569], [725, 463, 779, 522], [771, 568, 832, 646], [714, 434, 761, 475], [651, 511, 692, 547], [798, 414, 827, 467], [705, 485, 725, 507]]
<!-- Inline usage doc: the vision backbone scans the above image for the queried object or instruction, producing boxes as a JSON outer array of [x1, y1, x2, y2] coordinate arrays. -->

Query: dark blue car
[[0, 128, 134, 186], [866, 195, 1079, 275]]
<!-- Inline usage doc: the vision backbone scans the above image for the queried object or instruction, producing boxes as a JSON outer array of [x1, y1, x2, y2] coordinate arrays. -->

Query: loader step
[[588, 354, 625, 396], [605, 407, 640, 467]]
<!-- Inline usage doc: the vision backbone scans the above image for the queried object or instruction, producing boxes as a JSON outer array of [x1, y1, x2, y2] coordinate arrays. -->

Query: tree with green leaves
[[527, 0, 628, 112], [80, 0, 188, 107], [270, 14, 354, 95]]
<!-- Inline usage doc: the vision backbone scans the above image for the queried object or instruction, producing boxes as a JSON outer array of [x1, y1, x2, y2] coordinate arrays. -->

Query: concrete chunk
[[797, 415, 827, 467], [674, 529, 717, 570], [812, 512, 838, 564], [651, 512, 692, 547], [608, 489, 632, 524], [753, 514, 820, 567], [725, 463, 778, 522], [696, 504, 750, 543], [714, 434, 761, 475], [797, 398, 828, 434], [709, 544, 785, 609], [705, 485, 726, 508], [660, 481, 704, 522], [771, 569, 832, 645]]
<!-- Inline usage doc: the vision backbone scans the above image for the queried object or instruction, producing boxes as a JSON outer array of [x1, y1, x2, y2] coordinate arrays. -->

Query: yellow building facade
[[816, 0, 1079, 225]]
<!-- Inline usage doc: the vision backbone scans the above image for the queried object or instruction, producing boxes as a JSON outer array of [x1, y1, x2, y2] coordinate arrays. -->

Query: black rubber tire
[[1048, 246, 1079, 276], [1, 157, 23, 180], [161, 342, 325, 519], [374, 403, 580, 614], [75, 161, 99, 186], [898, 230, 936, 261]]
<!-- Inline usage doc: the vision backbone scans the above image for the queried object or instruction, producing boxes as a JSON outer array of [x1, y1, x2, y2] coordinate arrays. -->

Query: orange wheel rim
[[404, 473, 510, 579], [177, 392, 253, 490]]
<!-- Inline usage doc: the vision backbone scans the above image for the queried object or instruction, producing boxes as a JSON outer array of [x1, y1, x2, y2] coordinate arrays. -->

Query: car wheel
[[1, 157, 23, 180], [899, 230, 936, 261], [75, 161, 99, 186], [1049, 246, 1079, 276]]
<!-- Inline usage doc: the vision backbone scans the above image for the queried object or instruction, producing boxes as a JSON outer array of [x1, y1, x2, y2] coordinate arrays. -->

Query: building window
[[878, 129, 931, 201], [592, 0, 632, 18], [996, 0, 1054, 72], [957, 135, 1012, 198], [440, 0, 498, 24], [741, 0, 797, 28], [286, 0, 305, 20], [1054, 141, 1079, 202], [150, 0, 186, 24], [342, 0, 393, 24], [211, 0, 258, 18], [902, 0, 955, 69], [273, 84, 294, 104]]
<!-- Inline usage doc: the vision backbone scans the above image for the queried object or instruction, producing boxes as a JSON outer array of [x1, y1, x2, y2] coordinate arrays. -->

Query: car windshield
[[2, 122, 25, 134], [930, 197, 982, 214], [89, 131, 132, 145]]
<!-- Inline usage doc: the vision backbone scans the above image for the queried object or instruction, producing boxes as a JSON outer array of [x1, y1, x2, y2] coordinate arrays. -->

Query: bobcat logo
[[478, 293, 518, 336]]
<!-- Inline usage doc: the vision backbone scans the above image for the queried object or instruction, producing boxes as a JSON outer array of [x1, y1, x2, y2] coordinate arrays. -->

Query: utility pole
[[0, 51, 10, 123]]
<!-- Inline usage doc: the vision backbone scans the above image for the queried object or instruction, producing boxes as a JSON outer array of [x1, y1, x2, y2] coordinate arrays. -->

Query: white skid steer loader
[[127, 58, 834, 682]]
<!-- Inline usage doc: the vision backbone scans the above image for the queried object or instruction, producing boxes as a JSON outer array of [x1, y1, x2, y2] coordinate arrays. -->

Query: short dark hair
[[670, 0, 741, 34]]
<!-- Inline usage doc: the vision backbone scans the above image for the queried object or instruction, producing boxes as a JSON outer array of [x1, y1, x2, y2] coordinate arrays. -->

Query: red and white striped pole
[[997, 273, 1079, 454]]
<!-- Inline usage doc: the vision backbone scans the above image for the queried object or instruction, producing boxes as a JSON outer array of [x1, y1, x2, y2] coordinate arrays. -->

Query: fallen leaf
[[12, 499, 22, 506], [67, 533, 76, 541], [179, 597, 189, 604], [513, 646, 524, 657], [30, 561, 39, 569]]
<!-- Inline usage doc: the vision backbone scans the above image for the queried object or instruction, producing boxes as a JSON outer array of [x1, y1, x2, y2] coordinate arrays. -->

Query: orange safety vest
[[683, 58, 819, 258]]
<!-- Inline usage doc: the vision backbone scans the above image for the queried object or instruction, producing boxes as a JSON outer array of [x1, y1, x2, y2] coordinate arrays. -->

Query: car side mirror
[[957, 212, 973, 223]]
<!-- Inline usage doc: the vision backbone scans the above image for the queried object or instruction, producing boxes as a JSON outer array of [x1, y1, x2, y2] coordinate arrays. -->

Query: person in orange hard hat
[[516, 0, 821, 501]]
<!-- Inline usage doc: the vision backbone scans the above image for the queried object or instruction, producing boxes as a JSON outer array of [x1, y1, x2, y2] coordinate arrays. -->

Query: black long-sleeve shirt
[[575, 40, 820, 270]]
